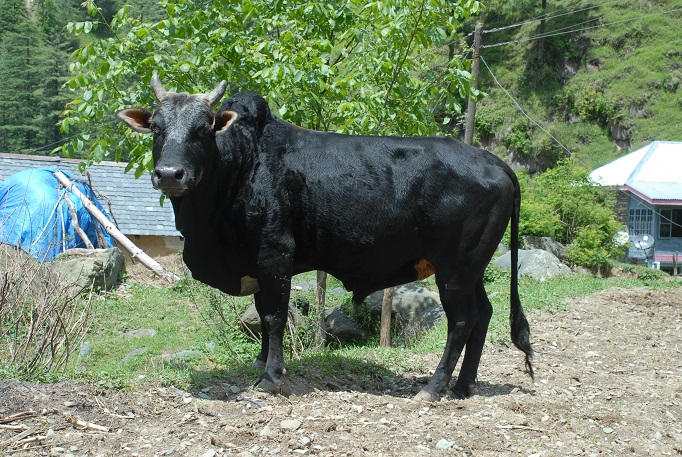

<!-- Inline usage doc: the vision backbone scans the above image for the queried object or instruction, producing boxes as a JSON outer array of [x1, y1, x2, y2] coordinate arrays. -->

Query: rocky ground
[[1, 286, 681, 456]]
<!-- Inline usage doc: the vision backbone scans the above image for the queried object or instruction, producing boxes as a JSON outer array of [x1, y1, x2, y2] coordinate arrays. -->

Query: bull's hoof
[[414, 389, 440, 402], [449, 383, 477, 399], [255, 376, 283, 394]]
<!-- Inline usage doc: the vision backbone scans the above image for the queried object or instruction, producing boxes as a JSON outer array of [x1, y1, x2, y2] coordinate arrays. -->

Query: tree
[[0, 11, 49, 152], [58, 0, 482, 173]]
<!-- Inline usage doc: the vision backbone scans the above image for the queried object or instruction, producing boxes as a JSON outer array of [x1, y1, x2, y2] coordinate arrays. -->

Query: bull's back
[[279, 129, 514, 270]]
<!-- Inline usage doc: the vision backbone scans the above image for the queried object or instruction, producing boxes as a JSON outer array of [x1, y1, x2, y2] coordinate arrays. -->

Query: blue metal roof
[[0, 153, 179, 237]]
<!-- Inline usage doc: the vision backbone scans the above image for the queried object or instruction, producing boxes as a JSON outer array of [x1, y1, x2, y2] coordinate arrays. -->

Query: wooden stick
[[496, 424, 546, 433], [0, 424, 29, 431], [379, 287, 394, 347], [0, 411, 37, 424], [0, 427, 36, 447], [63, 413, 109, 432], [62, 190, 95, 249], [54, 171, 180, 284]]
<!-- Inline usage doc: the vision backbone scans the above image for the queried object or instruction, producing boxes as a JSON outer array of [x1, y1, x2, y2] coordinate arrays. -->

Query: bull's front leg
[[253, 252, 293, 394]]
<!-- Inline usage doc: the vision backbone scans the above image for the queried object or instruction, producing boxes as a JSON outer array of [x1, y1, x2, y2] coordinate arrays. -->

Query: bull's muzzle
[[152, 165, 192, 197]]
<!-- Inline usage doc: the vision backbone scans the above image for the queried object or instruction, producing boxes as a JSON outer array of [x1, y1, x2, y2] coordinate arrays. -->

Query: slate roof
[[0, 153, 179, 237], [589, 141, 682, 205]]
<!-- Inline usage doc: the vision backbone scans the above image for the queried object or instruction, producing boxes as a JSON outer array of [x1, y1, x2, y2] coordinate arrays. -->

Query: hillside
[[470, 0, 682, 172]]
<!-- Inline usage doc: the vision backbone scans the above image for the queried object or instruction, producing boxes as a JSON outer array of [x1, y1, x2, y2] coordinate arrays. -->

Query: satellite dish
[[631, 234, 655, 250]]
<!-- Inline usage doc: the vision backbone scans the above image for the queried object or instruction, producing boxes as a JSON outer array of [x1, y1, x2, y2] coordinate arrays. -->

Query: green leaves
[[59, 0, 481, 167]]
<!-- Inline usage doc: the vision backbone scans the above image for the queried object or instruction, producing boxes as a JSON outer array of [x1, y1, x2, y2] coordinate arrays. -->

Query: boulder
[[364, 282, 441, 324], [401, 305, 446, 342], [324, 307, 366, 344], [495, 249, 571, 281], [51, 247, 125, 291], [522, 236, 568, 260], [239, 302, 303, 335]]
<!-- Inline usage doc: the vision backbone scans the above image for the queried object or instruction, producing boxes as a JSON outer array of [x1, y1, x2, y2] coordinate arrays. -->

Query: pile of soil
[[1, 287, 680, 456]]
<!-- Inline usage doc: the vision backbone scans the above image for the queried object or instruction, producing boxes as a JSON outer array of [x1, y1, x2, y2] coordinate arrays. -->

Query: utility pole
[[464, 22, 483, 146]]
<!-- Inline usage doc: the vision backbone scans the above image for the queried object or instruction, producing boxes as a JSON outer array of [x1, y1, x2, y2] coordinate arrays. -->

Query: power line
[[479, 56, 572, 158], [484, 6, 682, 49], [482, 0, 620, 35]]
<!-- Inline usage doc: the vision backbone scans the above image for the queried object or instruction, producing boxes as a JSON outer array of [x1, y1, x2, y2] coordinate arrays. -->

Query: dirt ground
[[1, 286, 681, 456]]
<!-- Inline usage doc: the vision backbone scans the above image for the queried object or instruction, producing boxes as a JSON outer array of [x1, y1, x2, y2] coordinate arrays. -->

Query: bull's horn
[[150, 72, 168, 102], [204, 80, 227, 106]]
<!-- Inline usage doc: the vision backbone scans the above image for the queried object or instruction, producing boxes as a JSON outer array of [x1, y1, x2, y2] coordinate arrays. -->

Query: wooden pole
[[379, 287, 394, 347], [315, 270, 328, 347], [61, 191, 94, 249], [464, 22, 483, 145], [53, 171, 180, 284], [674, 251, 678, 277]]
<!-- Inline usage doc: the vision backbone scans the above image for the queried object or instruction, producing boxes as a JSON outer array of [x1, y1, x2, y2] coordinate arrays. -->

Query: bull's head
[[116, 74, 238, 197]]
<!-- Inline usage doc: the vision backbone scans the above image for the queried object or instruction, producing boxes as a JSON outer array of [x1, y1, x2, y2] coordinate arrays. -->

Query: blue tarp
[[0, 168, 115, 261]]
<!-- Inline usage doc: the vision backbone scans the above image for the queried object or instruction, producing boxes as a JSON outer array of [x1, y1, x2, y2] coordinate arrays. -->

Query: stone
[[162, 350, 202, 362], [280, 419, 302, 430], [324, 307, 366, 344], [122, 347, 149, 363], [51, 247, 125, 291], [495, 249, 571, 281], [522, 236, 568, 260], [240, 303, 303, 335], [402, 306, 446, 342], [364, 282, 441, 324], [123, 328, 157, 338]]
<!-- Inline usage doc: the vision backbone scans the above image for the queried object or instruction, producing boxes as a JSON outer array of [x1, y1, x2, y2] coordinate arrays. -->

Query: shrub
[[0, 245, 96, 377], [518, 159, 625, 270]]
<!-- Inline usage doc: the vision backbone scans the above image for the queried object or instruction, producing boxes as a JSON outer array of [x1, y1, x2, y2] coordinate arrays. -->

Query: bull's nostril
[[174, 169, 185, 181]]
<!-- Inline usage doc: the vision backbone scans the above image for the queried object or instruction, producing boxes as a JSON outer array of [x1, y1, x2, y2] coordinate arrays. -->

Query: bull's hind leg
[[450, 279, 492, 399], [415, 273, 477, 402]]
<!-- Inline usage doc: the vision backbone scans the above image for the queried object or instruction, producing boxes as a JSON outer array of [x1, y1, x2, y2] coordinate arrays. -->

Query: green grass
[[3, 267, 679, 391]]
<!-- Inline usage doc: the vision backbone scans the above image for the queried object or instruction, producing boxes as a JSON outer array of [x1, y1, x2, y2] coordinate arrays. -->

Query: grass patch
[[4, 266, 678, 391]]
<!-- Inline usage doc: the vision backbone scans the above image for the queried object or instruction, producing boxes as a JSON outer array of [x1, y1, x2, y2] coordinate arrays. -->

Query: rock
[[280, 419, 302, 430], [324, 307, 366, 343], [122, 347, 149, 363], [123, 328, 157, 338], [78, 342, 91, 360], [401, 305, 445, 342], [522, 236, 568, 260], [161, 350, 202, 362], [435, 439, 453, 450], [364, 282, 441, 323], [495, 249, 571, 281], [240, 303, 303, 335], [51, 247, 125, 291]]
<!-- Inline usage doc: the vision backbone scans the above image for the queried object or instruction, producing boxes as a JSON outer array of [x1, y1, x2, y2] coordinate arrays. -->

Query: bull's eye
[[198, 124, 213, 137], [150, 123, 161, 135]]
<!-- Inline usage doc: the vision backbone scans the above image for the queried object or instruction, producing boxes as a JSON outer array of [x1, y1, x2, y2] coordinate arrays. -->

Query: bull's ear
[[214, 110, 238, 135], [116, 108, 153, 134]]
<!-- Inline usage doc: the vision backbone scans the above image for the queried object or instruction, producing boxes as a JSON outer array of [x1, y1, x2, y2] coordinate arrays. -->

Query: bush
[[0, 245, 96, 377], [518, 159, 625, 270]]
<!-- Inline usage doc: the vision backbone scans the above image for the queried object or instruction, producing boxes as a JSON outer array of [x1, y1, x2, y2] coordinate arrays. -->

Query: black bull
[[116, 75, 533, 401]]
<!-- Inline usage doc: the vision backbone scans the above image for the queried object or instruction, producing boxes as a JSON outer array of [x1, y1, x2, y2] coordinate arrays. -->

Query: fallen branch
[[14, 435, 47, 446], [0, 411, 37, 424], [62, 191, 94, 249], [63, 413, 109, 433], [0, 424, 29, 431], [496, 424, 546, 433], [0, 427, 37, 447], [54, 171, 180, 284]]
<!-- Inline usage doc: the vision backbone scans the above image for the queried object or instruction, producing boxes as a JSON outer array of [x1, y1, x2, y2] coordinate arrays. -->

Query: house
[[590, 141, 682, 270], [0, 153, 183, 260]]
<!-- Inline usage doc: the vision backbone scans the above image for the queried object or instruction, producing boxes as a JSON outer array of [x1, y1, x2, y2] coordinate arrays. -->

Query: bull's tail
[[509, 174, 534, 379]]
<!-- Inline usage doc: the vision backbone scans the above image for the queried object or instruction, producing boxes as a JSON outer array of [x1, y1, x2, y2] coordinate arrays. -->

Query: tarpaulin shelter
[[0, 168, 115, 261]]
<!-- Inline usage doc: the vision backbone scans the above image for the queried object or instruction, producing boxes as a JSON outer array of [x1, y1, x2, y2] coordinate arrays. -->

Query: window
[[628, 208, 653, 236], [659, 208, 682, 238]]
